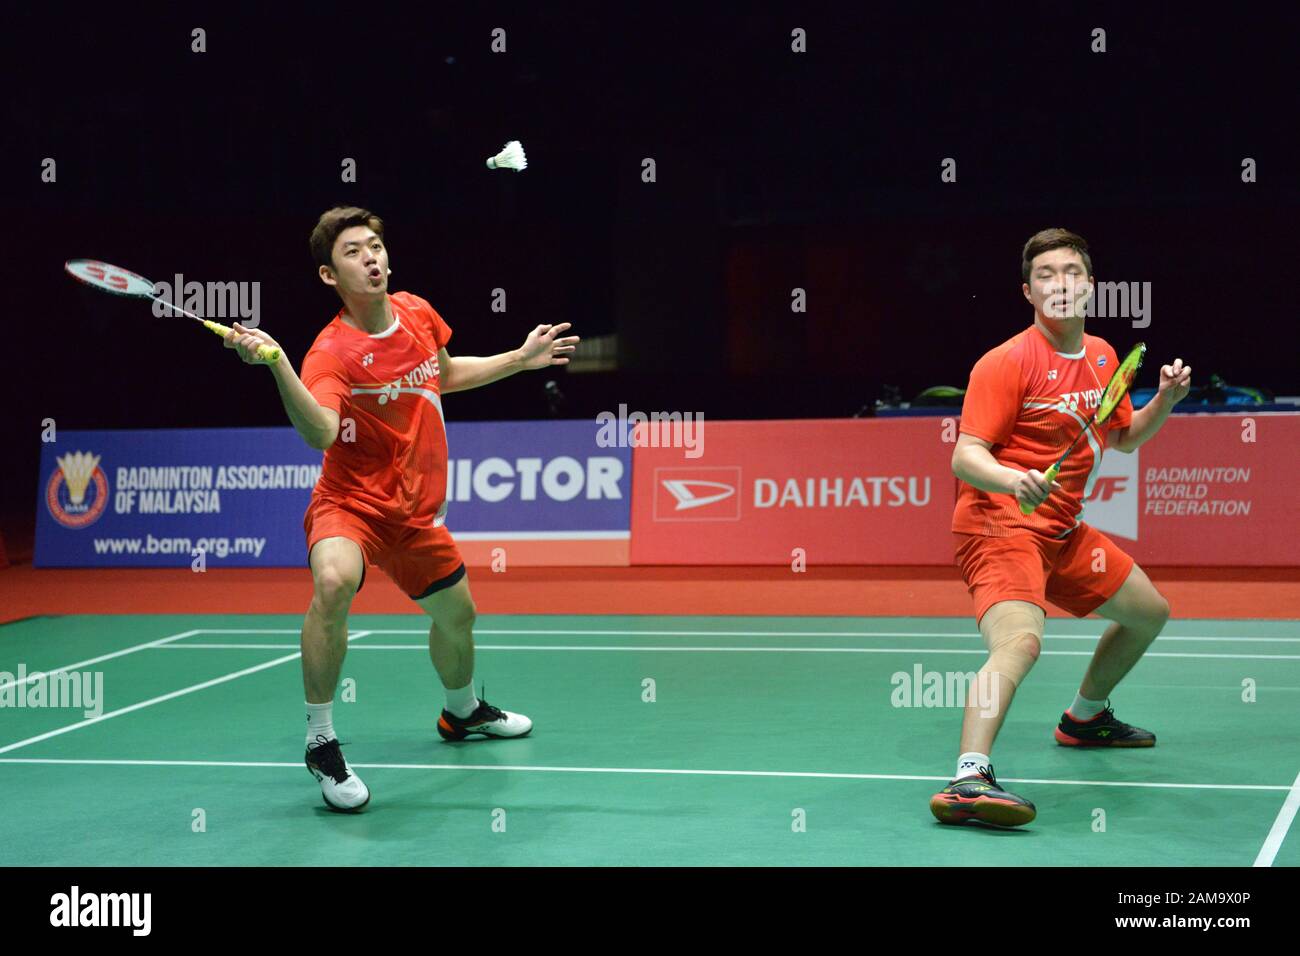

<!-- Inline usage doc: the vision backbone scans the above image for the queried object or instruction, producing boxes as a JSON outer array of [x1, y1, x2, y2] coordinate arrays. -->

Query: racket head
[[1096, 342, 1146, 424], [64, 259, 157, 298]]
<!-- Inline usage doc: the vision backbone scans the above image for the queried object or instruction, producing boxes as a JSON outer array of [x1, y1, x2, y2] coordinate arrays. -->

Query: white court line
[[0, 629, 203, 693], [0, 631, 371, 757], [0, 756, 1289, 792], [1254, 768, 1300, 866], [0, 624, 377, 691], [189, 628, 1300, 642], [152, 643, 1300, 661]]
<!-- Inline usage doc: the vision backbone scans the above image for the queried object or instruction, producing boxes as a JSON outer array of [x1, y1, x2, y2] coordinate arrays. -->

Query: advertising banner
[[35, 421, 632, 568], [629, 414, 1300, 567], [630, 418, 956, 565], [1080, 413, 1299, 566]]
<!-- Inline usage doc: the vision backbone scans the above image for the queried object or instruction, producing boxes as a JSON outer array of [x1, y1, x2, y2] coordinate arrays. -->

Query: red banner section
[[630, 414, 1300, 567], [1082, 412, 1300, 566], [630, 418, 957, 565]]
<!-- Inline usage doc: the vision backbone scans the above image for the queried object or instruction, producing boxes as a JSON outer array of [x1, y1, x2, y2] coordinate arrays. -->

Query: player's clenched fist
[[224, 322, 284, 365], [1013, 469, 1061, 510]]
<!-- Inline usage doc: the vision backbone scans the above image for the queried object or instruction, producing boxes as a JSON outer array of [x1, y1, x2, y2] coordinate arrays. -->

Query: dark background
[[3, 5, 1297, 552]]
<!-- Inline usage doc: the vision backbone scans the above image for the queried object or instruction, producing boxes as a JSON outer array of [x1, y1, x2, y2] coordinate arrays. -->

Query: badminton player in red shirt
[[224, 207, 579, 812], [931, 228, 1191, 827]]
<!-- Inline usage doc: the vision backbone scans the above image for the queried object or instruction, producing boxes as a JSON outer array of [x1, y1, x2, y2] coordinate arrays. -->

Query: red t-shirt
[[952, 325, 1134, 538], [300, 291, 453, 526]]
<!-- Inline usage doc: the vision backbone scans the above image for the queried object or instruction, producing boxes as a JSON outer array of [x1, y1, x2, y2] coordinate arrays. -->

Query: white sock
[[956, 752, 990, 779], [306, 700, 335, 747], [1069, 693, 1106, 721], [445, 681, 479, 719]]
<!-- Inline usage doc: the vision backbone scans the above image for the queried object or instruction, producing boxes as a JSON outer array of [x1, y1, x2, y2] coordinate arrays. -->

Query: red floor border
[[2, 564, 1297, 623]]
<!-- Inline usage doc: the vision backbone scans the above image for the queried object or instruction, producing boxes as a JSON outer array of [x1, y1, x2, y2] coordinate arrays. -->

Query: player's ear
[[319, 264, 337, 288], [1022, 283, 1033, 304]]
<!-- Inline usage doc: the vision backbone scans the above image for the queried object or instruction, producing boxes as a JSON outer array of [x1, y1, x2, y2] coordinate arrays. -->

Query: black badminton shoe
[[930, 764, 1037, 827], [1055, 703, 1156, 747]]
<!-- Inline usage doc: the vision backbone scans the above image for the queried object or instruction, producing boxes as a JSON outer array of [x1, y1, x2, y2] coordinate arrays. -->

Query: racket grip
[[204, 320, 281, 363], [1017, 463, 1061, 515]]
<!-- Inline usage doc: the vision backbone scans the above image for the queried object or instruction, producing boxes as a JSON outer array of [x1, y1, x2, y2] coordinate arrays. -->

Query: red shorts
[[304, 498, 465, 600], [954, 524, 1135, 624]]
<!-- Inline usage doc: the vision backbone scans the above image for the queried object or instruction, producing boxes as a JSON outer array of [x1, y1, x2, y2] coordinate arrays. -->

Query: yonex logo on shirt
[[362, 353, 374, 367], [1056, 388, 1104, 412], [400, 355, 440, 388], [369, 356, 442, 405]]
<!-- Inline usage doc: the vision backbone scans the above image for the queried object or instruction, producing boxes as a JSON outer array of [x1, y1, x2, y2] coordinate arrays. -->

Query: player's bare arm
[[951, 434, 1061, 510], [438, 322, 580, 394], [1110, 357, 1192, 453], [224, 322, 340, 450]]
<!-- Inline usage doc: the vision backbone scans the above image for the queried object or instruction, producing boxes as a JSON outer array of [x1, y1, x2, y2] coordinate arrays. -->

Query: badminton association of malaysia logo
[[46, 451, 110, 529], [654, 467, 741, 521]]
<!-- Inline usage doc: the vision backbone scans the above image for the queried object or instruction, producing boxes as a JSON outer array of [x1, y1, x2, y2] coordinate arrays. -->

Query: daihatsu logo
[[661, 480, 736, 511]]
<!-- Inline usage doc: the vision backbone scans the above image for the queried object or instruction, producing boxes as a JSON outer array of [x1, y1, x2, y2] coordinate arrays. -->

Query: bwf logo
[[50, 886, 151, 936], [1091, 476, 1128, 503], [1085, 448, 1140, 540]]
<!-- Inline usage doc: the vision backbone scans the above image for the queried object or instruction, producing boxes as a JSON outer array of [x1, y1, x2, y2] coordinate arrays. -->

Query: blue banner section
[[34, 421, 632, 567], [443, 419, 631, 533]]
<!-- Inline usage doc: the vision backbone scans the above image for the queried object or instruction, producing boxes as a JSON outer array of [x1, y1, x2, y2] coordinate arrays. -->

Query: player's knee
[[449, 600, 477, 632], [314, 563, 360, 613], [1146, 593, 1171, 630], [1000, 631, 1042, 667], [430, 596, 477, 636]]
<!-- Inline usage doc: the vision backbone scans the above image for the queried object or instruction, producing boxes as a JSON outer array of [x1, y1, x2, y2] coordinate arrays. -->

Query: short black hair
[[309, 206, 385, 271]]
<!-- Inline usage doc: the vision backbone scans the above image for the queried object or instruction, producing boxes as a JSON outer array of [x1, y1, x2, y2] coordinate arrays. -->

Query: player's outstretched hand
[[517, 323, 580, 370], [1158, 357, 1192, 405], [1014, 469, 1062, 511], [224, 322, 283, 366]]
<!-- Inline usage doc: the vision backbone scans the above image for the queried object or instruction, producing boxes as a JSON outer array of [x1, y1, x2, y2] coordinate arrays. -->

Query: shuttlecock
[[486, 140, 527, 171]]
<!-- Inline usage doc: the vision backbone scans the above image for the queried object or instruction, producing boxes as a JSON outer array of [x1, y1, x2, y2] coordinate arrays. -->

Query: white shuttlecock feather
[[486, 140, 527, 172]]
